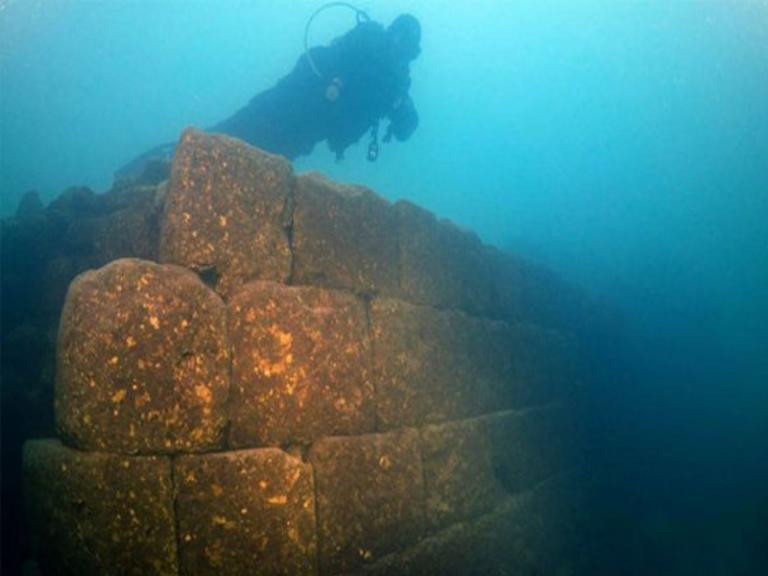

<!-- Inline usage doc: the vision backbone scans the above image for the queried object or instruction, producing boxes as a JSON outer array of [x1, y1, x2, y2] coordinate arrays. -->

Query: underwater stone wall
[[23, 129, 588, 576]]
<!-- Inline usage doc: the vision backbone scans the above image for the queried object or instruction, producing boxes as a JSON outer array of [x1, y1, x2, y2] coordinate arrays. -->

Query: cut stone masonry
[[24, 128, 589, 576]]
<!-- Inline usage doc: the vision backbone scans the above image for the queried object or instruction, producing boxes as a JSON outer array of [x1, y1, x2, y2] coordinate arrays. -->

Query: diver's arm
[[385, 95, 418, 142]]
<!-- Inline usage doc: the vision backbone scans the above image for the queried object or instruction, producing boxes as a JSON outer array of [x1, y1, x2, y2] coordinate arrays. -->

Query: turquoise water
[[2, 1, 767, 574]]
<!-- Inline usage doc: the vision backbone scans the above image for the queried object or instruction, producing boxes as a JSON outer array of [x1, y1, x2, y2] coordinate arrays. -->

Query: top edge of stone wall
[[292, 171, 399, 296], [54, 256, 581, 455], [156, 128, 588, 333], [159, 128, 294, 299]]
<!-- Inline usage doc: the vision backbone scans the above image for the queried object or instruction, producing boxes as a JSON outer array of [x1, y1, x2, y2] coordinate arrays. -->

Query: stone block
[[396, 201, 493, 314], [228, 281, 374, 447], [505, 323, 581, 407], [174, 448, 317, 576], [353, 471, 588, 576], [370, 298, 510, 429], [419, 418, 505, 532], [160, 128, 293, 298], [23, 439, 177, 576], [452, 471, 589, 576], [485, 246, 523, 321], [15, 189, 44, 221], [371, 298, 578, 429], [517, 259, 589, 333], [292, 172, 399, 294], [88, 184, 164, 266], [483, 402, 583, 495], [55, 258, 229, 454], [309, 429, 424, 574]]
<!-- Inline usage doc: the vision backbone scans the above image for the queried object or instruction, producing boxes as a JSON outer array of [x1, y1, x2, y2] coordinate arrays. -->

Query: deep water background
[[2, 1, 767, 574]]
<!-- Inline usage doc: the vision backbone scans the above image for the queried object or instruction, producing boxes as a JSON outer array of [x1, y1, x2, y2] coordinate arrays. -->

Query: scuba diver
[[117, 5, 421, 180]]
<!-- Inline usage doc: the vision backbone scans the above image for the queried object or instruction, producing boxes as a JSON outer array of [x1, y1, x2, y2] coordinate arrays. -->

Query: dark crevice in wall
[[168, 455, 183, 575], [309, 459, 323, 576], [415, 428, 430, 541], [222, 303, 235, 451], [197, 265, 219, 290], [283, 178, 297, 286], [361, 293, 380, 434], [282, 442, 310, 463]]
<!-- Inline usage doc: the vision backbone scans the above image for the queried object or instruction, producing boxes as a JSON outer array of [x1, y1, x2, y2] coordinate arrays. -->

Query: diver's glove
[[387, 96, 418, 141]]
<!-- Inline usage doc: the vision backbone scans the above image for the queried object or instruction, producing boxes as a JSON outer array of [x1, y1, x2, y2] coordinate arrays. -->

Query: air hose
[[303, 2, 370, 80], [304, 3, 381, 162]]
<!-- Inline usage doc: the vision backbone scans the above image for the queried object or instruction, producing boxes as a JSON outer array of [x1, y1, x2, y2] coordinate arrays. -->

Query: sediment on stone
[[343, 469, 589, 576], [55, 258, 230, 454], [395, 200, 494, 315], [309, 429, 425, 575], [227, 281, 375, 448], [160, 128, 294, 298], [173, 447, 317, 576], [23, 439, 178, 576], [291, 172, 399, 296], [12, 129, 594, 576], [370, 297, 579, 430]]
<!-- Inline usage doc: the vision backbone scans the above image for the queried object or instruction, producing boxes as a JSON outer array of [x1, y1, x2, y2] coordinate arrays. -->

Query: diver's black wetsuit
[[117, 15, 419, 180], [212, 19, 418, 160]]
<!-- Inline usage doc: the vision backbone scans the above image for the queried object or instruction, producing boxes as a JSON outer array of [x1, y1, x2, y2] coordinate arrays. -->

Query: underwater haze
[[2, 1, 768, 574]]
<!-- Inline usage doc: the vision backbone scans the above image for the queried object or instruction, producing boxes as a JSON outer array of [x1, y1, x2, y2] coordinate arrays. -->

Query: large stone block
[[420, 418, 505, 532], [309, 429, 425, 574], [174, 448, 317, 576], [449, 470, 589, 576], [160, 128, 293, 298], [505, 323, 581, 407], [517, 259, 590, 333], [23, 439, 177, 576], [55, 258, 229, 454], [485, 248, 591, 330], [485, 246, 523, 321], [483, 402, 584, 495], [228, 281, 374, 447], [87, 183, 165, 267], [396, 201, 493, 314], [292, 172, 399, 294], [371, 298, 579, 429], [352, 471, 589, 576], [370, 298, 509, 429]]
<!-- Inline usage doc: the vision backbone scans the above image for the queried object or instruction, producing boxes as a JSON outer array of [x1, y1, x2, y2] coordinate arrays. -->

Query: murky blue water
[[2, 1, 767, 574]]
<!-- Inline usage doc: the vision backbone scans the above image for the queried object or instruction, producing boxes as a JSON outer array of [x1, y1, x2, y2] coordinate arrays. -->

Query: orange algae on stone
[[55, 258, 229, 454]]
